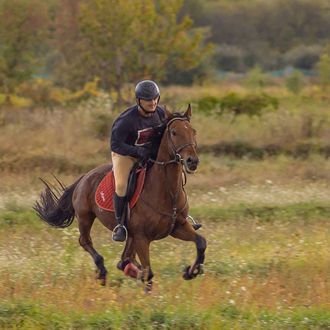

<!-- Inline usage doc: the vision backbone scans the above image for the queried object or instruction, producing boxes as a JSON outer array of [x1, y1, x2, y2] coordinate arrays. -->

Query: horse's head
[[159, 104, 199, 173]]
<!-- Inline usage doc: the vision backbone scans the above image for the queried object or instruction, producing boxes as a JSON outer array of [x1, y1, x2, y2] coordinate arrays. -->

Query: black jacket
[[110, 105, 166, 158]]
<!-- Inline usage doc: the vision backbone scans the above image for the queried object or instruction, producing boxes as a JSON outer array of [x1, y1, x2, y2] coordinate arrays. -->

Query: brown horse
[[34, 105, 206, 291]]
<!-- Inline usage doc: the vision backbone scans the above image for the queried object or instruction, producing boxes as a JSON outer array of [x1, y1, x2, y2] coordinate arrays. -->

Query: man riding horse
[[34, 86, 206, 289], [111, 80, 165, 241]]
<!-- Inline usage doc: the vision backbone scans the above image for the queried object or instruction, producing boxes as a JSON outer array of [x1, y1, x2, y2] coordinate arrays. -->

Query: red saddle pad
[[95, 168, 146, 212]]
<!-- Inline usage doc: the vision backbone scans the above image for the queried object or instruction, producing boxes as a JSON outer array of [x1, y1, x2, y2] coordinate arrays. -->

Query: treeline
[[183, 0, 330, 73], [0, 0, 329, 99]]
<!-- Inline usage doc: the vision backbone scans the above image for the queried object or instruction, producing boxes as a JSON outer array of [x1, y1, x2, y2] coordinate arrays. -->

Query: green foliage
[[214, 44, 245, 72], [16, 78, 69, 108], [285, 70, 305, 94], [316, 53, 330, 87], [195, 92, 278, 117], [244, 66, 268, 88], [190, 203, 330, 222], [55, 0, 212, 98], [195, 95, 221, 114], [0, 302, 329, 329], [283, 44, 323, 70], [219, 93, 279, 117], [0, 0, 49, 93], [14, 77, 105, 108], [0, 209, 41, 228], [185, 0, 330, 71]]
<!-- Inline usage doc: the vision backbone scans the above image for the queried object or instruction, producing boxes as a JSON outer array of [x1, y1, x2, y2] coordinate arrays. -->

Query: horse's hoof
[[144, 281, 153, 293], [183, 266, 194, 280], [182, 264, 203, 280], [95, 269, 107, 285]]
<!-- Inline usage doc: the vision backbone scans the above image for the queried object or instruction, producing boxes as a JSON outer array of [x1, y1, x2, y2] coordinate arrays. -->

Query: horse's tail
[[33, 175, 84, 228]]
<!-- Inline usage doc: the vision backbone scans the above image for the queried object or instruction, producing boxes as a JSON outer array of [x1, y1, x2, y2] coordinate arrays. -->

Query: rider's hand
[[136, 146, 151, 162]]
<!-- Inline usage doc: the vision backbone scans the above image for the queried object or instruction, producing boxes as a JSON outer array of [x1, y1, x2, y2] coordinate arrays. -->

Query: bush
[[195, 92, 279, 117], [15, 77, 103, 108], [195, 95, 222, 114], [315, 53, 330, 87], [285, 70, 305, 94], [219, 92, 279, 117], [243, 66, 269, 88], [16, 78, 71, 108], [283, 45, 322, 70]]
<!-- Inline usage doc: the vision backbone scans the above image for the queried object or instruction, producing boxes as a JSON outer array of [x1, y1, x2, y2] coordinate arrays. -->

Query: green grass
[[0, 86, 329, 329], [0, 302, 329, 329], [1, 202, 329, 228], [190, 203, 330, 222], [0, 204, 329, 329]]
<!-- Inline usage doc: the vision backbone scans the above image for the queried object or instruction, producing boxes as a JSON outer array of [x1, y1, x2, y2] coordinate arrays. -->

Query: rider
[[110, 80, 166, 242]]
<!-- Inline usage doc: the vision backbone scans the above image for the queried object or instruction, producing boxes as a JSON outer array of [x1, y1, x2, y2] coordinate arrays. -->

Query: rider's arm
[[110, 119, 142, 159]]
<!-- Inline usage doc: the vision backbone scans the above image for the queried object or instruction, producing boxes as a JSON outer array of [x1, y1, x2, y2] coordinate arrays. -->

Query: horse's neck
[[145, 138, 183, 202], [148, 163, 183, 196]]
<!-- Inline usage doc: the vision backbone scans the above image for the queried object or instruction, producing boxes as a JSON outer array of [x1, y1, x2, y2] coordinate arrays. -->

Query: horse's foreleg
[[116, 237, 141, 279], [78, 213, 108, 286], [134, 237, 154, 292], [171, 221, 206, 280]]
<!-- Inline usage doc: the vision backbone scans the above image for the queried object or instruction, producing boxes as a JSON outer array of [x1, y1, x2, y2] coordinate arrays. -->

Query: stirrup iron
[[112, 224, 128, 242]]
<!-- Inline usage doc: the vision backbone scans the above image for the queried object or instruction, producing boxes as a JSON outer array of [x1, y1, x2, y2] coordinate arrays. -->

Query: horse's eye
[[171, 129, 177, 136]]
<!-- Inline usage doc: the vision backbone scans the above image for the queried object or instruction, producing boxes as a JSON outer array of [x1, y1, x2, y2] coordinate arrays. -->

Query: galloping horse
[[34, 105, 206, 291]]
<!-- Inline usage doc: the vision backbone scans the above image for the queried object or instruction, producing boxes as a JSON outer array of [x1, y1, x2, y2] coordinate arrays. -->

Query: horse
[[34, 105, 206, 291]]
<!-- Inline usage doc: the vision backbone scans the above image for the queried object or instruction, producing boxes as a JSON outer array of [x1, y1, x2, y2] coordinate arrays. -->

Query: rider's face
[[139, 97, 158, 112]]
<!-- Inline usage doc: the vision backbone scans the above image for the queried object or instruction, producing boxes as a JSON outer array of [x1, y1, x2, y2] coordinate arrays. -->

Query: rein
[[141, 116, 195, 236]]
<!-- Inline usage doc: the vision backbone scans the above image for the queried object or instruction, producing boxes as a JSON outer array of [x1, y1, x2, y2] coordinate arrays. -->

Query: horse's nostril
[[186, 157, 199, 170]]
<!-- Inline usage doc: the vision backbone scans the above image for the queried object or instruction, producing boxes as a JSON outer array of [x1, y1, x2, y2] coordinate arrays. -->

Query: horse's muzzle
[[184, 156, 199, 173]]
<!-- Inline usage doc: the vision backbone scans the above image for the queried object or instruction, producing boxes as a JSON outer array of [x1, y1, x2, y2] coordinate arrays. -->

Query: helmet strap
[[137, 96, 160, 115]]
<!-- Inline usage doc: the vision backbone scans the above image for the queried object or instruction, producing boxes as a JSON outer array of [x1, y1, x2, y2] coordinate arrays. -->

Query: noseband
[[151, 116, 196, 166]]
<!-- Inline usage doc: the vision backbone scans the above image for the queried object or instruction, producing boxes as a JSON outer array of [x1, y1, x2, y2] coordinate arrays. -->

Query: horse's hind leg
[[77, 213, 108, 286], [171, 221, 206, 280]]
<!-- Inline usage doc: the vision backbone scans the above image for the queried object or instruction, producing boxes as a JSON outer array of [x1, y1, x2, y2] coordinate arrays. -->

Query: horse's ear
[[163, 105, 172, 119], [184, 104, 192, 120]]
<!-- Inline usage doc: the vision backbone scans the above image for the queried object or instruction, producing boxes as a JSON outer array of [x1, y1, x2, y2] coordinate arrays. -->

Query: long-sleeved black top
[[110, 105, 166, 158]]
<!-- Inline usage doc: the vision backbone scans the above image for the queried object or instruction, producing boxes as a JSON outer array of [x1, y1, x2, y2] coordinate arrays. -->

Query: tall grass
[[0, 207, 329, 329]]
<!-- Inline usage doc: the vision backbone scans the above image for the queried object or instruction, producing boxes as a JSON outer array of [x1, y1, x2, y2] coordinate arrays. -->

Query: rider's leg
[[111, 152, 136, 241]]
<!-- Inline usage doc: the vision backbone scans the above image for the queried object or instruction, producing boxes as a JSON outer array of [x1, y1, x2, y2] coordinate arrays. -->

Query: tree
[[55, 0, 211, 103], [316, 53, 330, 89], [0, 0, 50, 96]]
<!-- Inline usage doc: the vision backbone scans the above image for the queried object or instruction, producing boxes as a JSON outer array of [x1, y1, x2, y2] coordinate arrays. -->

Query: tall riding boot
[[112, 193, 127, 242]]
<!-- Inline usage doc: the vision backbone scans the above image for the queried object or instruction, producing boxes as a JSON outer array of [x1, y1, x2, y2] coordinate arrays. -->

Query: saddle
[[95, 164, 146, 212]]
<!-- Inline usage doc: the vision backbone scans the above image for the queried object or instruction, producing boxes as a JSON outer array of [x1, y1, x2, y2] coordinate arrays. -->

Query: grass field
[[0, 203, 329, 329], [0, 85, 329, 329]]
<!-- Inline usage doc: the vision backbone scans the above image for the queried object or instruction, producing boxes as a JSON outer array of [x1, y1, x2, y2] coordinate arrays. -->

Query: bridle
[[150, 116, 197, 168], [141, 116, 198, 238]]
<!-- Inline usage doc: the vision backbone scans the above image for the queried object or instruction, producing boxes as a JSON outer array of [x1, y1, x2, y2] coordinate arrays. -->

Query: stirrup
[[187, 215, 202, 230], [112, 224, 128, 242]]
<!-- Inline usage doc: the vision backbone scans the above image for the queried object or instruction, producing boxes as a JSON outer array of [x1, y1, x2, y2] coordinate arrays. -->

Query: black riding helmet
[[135, 80, 160, 101]]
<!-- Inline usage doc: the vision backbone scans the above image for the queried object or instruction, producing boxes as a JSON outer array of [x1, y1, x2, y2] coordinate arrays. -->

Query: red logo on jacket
[[135, 128, 154, 146]]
